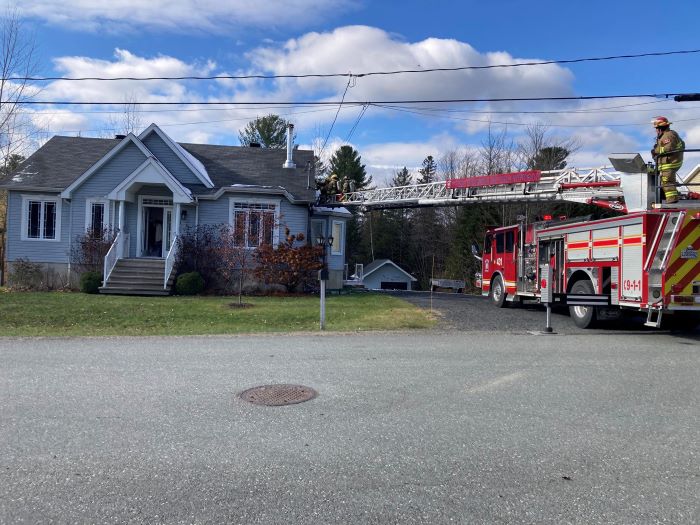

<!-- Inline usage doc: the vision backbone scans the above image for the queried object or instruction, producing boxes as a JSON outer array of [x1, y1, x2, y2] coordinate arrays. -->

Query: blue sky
[[11, 0, 700, 183]]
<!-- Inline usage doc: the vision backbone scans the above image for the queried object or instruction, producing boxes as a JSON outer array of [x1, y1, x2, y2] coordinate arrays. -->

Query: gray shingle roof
[[0, 136, 317, 202], [0, 136, 118, 190]]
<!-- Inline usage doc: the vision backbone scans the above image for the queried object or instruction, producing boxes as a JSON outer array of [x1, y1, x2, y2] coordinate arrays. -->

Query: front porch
[[100, 158, 195, 295]]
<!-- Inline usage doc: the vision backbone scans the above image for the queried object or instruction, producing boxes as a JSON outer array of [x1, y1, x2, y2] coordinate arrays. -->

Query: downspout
[[66, 199, 72, 284]]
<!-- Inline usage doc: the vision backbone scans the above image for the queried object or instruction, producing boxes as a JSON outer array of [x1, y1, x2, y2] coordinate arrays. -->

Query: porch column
[[174, 202, 181, 236], [117, 201, 129, 259], [118, 201, 126, 232]]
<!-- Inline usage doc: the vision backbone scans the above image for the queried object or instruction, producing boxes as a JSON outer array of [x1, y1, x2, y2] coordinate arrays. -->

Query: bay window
[[229, 199, 279, 248]]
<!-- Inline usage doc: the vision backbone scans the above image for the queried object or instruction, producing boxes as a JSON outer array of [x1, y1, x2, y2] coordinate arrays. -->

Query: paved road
[[1, 329, 698, 524], [390, 290, 700, 335]]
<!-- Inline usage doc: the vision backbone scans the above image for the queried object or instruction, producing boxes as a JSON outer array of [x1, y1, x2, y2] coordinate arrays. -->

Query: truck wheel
[[490, 275, 507, 308], [569, 280, 597, 329]]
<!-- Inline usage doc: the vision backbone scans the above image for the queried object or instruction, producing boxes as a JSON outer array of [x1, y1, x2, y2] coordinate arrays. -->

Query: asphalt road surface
[[1, 322, 698, 523], [390, 290, 700, 335]]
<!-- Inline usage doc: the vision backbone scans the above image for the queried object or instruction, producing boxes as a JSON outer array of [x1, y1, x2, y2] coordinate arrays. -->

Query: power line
[[345, 104, 369, 143], [372, 103, 700, 128], [320, 77, 353, 155], [5, 92, 690, 106], [10, 49, 700, 82]]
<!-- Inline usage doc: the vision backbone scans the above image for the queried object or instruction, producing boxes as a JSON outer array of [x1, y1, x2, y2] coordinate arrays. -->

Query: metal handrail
[[164, 234, 179, 289], [103, 231, 122, 285]]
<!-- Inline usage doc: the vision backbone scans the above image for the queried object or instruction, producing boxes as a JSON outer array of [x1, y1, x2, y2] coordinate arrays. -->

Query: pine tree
[[238, 114, 292, 148], [417, 155, 437, 184], [327, 145, 372, 190]]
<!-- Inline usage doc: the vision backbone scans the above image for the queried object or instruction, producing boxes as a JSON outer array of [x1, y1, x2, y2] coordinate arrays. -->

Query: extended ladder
[[320, 166, 626, 210]]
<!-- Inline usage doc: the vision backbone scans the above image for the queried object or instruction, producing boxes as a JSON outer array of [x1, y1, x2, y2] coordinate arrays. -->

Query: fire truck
[[322, 152, 700, 328], [473, 154, 700, 328]]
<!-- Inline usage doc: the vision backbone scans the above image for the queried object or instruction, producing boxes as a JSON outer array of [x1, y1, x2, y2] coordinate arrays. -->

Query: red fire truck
[[475, 155, 700, 328]]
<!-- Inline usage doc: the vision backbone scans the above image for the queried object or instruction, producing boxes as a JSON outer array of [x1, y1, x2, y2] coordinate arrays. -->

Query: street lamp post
[[316, 234, 334, 330]]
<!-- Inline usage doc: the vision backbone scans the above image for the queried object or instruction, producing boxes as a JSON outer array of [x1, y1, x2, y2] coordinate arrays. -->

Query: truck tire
[[569, 280, 597, 329], [490, 275, 507, 308]]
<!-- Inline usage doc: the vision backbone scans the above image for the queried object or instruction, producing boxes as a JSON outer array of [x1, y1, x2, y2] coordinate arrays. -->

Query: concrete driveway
[[1, 328, 698, 524]]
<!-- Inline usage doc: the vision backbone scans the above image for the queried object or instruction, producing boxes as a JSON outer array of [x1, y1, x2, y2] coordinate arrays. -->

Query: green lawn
[[0, 291, 435, 337]]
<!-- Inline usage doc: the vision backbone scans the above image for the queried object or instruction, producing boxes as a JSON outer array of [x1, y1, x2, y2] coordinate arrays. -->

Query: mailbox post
[[540, 263, 554, 333], [316, 234, 334, 331]]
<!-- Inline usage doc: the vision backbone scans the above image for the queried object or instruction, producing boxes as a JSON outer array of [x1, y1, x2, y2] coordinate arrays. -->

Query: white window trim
[[331, 220, 344, 256], [85, 198, 111, 232], [20, 194, 62, 242], [228, 197, 281, 249]]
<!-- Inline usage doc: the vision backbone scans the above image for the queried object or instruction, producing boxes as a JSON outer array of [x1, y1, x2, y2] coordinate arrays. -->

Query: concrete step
[[99, 286, 170, 296], [108, 275, 169, 285]]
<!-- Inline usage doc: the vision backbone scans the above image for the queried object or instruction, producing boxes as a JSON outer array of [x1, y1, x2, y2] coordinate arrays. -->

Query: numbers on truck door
[[623, 279, 641, 292]]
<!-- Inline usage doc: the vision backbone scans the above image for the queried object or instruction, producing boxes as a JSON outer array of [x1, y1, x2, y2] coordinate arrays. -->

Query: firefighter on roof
[[651, 116, 684, 204]]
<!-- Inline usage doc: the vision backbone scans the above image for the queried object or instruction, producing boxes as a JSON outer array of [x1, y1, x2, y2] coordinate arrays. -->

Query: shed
[[361, 259, 417, 291]]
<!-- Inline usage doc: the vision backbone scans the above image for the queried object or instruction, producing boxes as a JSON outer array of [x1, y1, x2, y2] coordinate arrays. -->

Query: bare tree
[[479, 124, 517, 175], [0, 10, 37, 285], [106, 93, 144, 136], [0, 9, 38, 168], [517, 122, 580, 171]]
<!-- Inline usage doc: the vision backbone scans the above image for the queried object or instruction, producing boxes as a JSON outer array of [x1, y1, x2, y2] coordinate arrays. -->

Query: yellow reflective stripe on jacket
[[660, 161, 683, 170]]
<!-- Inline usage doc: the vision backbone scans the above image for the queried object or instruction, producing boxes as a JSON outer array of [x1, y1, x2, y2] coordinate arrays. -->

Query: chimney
[[283, 123, 295, 169], [115, 134, 126, 139], [249, 142, 261, 148]]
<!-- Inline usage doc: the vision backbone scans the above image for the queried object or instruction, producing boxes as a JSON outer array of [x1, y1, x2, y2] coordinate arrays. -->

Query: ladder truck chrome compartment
[[477, 154, 700, 328]]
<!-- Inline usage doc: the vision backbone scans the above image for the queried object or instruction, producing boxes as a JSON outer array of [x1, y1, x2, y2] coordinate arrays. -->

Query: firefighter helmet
[[651, 116, 672, 128]]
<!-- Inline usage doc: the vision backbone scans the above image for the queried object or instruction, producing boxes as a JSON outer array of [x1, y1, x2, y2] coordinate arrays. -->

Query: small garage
[[360, 259, 417, 291]]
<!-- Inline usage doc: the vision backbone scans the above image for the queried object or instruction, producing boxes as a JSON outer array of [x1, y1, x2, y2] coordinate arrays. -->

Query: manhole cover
[[240, 384, 318, 406]]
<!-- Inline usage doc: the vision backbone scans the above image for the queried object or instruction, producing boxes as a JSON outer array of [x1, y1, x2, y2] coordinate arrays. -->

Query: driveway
[[389, 290, 700, 335]]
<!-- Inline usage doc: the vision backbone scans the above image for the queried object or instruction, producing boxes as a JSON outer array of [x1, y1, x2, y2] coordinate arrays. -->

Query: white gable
[[107, 157, 193, 204]]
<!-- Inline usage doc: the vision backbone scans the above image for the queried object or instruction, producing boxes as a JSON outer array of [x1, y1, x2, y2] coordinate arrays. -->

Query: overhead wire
[[319, 76, 353, 156], [7, 93, 690, 106], [9, 48, 700, 82]]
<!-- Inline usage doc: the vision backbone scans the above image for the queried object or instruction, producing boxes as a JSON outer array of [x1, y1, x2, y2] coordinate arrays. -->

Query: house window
[[310, 219, 325, 243], [229, 199, 278, 248], [331, 220, 344, 255], [85, 198, 110, 233], [21, 195, 61, 241]]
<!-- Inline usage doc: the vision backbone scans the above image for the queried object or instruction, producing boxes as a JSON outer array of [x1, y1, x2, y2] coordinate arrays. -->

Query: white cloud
[[248, 26, 574, 105], [18, 0, 359, 33]]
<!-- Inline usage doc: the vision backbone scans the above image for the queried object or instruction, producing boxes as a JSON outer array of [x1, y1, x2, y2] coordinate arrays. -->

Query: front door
[[142, 206, 173, 257]]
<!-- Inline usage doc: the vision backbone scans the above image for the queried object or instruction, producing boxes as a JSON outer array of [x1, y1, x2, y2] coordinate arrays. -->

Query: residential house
[[0, 123, 348, 293]]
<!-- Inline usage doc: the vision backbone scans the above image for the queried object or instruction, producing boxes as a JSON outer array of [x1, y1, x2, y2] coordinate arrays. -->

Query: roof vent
[[283, 123, 296, 168], [115, 134, 126, 139], [249, 142, 261, 148]]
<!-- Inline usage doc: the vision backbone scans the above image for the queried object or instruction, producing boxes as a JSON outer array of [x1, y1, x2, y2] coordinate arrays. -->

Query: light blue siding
[[72, 141, 148, 236], [309, 214, 348, 271], [197, 193, 309, 247], [6, 191, 71, 263], [142, 131, 201, 186]]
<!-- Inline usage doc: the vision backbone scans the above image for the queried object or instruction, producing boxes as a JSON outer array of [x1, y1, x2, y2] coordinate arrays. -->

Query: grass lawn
[[0, 291, 435, 337]]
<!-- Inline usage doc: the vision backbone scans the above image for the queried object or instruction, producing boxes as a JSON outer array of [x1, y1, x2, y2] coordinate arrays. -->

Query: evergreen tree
[[392, 166, 412, 187], [238, 114, 292, 148], [327, 145, 372, 190], [527, 146, 569, 171], [417, 155, 437, 184]]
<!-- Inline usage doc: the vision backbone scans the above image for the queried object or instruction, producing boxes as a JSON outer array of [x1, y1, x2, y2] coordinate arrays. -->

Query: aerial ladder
[[319, 154, 700, 213]]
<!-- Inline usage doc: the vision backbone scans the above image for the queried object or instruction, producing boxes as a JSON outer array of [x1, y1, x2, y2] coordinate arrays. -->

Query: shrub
[[79, 271, 102, 294], [176, 225, 223, 290], [253, 229, 323, 293], [176, 271, 205, 295], [70, 227, 117, 274], [9, 258, 43, 290]]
